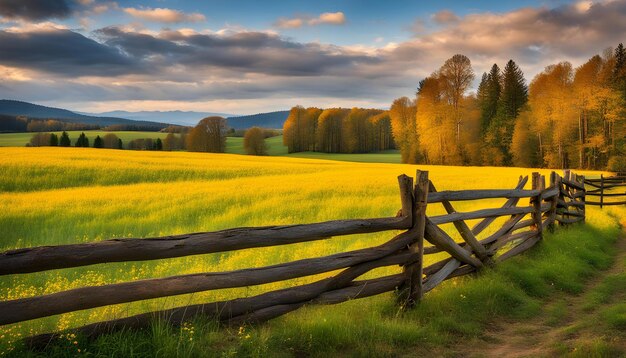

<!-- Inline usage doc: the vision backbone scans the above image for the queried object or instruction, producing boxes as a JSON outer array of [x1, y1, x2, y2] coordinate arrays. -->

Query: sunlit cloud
[[123, 7, 206, 23], [274, 11, 346, 29], [1, 1, 626, 113], [431, 10, 460, 24]]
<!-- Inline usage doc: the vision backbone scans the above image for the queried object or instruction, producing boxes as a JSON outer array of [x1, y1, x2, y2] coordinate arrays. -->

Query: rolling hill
[[0, 100, 169, 129], [1, 99, 288, 131], [88, 110, 235, 126], [226, 110, 289, 129]]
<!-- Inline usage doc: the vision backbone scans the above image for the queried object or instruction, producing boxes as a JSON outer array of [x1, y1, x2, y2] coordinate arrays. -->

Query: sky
[[0, 0, 625, 115]]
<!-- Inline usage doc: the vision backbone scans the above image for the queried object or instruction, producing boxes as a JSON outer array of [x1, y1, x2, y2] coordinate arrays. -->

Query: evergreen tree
[[499, 60, 528, 120], [49, 133, 58, 146], [93, 135, 103, 148], [613, 43, 626, 100], [117, 138, 123, 149], [59, 131, 71, 147], [75, 132, 89, 147], [155, 138, 163, 150], [478, 64, 501, 133]]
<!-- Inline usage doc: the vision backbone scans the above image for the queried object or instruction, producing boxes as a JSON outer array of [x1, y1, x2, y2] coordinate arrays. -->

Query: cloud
[[432, 10, 460, 24], [2, 1, 626, 113], [0, 27, 138, 76], [309, 12, 346, 25], [274, 17, 304, 29], [0, 0, 73, 21], [123, 7, 205, 23], [398, 0, 626, 78], [274, 11, 346, 29], [92, 27, 379, 76]]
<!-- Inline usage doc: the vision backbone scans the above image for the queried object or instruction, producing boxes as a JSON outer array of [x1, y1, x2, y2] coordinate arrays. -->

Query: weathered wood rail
[[0, 170, 588, 347], [584, 174, 626, 207]]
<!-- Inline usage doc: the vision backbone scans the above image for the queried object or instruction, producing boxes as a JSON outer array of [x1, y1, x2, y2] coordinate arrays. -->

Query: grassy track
[[0, 147, 621, 357]]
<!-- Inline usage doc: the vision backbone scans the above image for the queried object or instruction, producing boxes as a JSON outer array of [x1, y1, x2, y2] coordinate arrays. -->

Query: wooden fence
[[0, 170, 587, 347], [584, 174, 626, 207]]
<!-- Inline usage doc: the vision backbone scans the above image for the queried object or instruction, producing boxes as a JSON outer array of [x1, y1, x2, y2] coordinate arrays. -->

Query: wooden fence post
[[400, 170, 428, 308], [600, 174, 604, 209], [548, 171, 558, 233], [563, 170, 571, 223], [579, 174, 586, 222], [532, 172, 543, 239]]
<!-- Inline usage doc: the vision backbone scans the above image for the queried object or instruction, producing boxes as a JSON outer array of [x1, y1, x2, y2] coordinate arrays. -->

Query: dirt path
[[456, 220, 626, 358]]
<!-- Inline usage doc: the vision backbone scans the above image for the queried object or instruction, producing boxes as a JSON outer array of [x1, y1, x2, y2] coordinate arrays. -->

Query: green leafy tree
[[49, 133, 58, 146]]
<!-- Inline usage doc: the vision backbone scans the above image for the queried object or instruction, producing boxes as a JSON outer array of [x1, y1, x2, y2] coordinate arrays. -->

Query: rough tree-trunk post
[[563, 170, 571, 223], [548, 171, 559, 233], [531, 172, 543, 240], [600, 174, 604, 209], [399, 170, 428, 308], [578, 174, 586, 222]]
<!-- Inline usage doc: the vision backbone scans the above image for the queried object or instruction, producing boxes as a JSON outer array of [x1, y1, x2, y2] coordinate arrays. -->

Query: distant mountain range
[[84, 110, 235, 126], [0, 100, 169, 129], [0, 99, 288, 130], [227, 111, 289, 130]]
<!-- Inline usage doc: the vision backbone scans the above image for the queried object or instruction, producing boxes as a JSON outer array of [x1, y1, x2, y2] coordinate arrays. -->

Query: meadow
[[0, 147, 624, 357], [0, 132, 404, 163]]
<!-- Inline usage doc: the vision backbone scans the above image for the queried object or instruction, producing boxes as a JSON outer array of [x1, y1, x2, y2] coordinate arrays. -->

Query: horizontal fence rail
[[584, 174, 626, 207], [0, 169, 597, 348]]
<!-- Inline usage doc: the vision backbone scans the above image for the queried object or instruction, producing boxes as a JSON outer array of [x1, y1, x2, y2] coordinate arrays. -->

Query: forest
[[283, 44, 626, 171]]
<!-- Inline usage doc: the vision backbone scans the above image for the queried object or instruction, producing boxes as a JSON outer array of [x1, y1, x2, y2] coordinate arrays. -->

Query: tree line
[[389, 44, 625, 171], [26, 117, 271, 156], [282, 43, 625, 171], [282, 107, 394, 153]]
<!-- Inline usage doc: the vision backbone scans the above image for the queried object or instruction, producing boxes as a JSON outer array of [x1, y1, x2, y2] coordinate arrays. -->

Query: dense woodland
[[282, 107, 394, 153], [283, 44, 626, 171]]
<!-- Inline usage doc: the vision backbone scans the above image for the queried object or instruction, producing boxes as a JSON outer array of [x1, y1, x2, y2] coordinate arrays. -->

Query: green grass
[[0, 131, 398, 162], [286, 150, 402, 164], [0, 131, 172, 147], [225, 136, 288, 156], [6, 207, 621, 357], [0, 147, 622, 356]]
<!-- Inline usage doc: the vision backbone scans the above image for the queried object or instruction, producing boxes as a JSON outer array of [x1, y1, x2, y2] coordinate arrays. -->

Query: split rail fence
[[584, 174, 626, 207], [0, 170, 588, 346]]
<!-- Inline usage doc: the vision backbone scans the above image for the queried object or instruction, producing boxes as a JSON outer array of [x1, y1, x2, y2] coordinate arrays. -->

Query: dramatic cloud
[[399, 0, 626, 78], [275, 11, 346, 29], [0, 27, 138, 76], [123, 7, 206, 23], [2, 1, 626, 114], [0, 0, 73, 21], [92, 27, 379, 76]]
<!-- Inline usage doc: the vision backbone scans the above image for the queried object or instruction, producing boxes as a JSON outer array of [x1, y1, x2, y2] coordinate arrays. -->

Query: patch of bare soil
[[454, 222, 626, 358]]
